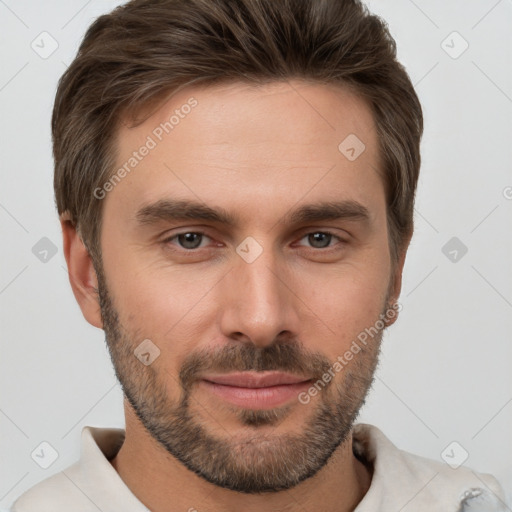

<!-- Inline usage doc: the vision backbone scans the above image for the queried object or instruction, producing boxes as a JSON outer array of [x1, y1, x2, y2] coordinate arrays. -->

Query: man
[[11, 0, 507, 510]]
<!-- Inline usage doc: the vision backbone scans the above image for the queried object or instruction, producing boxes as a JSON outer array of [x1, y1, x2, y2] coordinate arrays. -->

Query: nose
[[218, 243, 300, 348]]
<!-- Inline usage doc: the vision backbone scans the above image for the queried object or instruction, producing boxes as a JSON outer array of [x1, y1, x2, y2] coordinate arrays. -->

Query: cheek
[[107, 261, 222, 354], [296, 259, 390, 358]]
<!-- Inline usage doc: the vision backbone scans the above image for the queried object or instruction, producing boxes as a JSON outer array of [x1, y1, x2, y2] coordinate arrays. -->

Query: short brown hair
[[53, 0, 423, 265]]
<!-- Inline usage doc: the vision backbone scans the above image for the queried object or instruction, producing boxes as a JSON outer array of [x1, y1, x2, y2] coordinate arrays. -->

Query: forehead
[[107, 80, 384, 225]]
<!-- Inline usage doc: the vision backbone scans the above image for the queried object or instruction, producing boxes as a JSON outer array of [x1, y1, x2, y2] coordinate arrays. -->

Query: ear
[[385, 234, 412, 327], [60, 213, 103, 329]]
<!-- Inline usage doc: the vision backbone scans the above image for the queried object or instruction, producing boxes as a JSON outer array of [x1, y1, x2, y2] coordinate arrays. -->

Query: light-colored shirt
[[11, 423, 507, 511]]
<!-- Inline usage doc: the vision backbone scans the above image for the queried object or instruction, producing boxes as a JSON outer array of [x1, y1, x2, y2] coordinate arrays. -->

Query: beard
[[95, 263, 387, 494]]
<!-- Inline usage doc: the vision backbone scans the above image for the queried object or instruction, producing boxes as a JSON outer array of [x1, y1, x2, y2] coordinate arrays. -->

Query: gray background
[[1, 0, 511, 509]]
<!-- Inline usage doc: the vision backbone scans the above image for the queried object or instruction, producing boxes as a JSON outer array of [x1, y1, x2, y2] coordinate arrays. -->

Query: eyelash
[[161, 230, 345, 251]]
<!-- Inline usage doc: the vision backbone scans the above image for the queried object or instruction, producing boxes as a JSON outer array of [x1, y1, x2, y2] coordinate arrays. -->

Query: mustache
[[179, 339, 333, 390]]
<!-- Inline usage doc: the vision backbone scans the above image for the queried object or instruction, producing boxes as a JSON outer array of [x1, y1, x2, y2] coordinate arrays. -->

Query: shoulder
[[10, 426, 129, 512], [353, 423, 507, 512], [10, 463, 97, 512]]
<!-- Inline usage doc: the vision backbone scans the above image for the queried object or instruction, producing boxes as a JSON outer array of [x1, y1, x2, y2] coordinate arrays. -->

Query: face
[[94, 80, 400, 493]]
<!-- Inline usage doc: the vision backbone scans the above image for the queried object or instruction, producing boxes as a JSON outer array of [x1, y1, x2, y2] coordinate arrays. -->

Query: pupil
[[179, 233, 201, 249], [309, 232, 331, 248]]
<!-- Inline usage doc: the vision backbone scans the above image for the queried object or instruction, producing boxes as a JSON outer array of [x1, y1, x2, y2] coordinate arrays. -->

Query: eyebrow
[[136, 199, 236, 226], [135, 198, 371, 228]]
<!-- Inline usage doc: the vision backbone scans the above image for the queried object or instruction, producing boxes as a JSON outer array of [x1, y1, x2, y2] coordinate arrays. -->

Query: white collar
[[12, 423, 506, 511]]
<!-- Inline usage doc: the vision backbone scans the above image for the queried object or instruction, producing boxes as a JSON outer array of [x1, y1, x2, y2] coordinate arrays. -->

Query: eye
[[166, 232, 211, 250], [298, 231, 341, 249]]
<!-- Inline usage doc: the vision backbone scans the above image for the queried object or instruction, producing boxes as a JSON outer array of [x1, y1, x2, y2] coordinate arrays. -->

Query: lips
[[201, 371, 312, 388], [199, 371, 313, 409], [199, 372, 313, 409]]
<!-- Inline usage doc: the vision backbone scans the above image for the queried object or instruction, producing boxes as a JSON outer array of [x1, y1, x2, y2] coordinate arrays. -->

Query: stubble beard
[[95, 264, 385, 494]]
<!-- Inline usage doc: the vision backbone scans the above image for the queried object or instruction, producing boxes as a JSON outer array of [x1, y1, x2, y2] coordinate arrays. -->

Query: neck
[[110, 407, 372, 512]]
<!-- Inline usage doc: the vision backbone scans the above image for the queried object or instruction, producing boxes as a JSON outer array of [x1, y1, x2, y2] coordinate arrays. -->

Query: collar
[[12, 423, 505, 511], [351, 423, 505, 511]]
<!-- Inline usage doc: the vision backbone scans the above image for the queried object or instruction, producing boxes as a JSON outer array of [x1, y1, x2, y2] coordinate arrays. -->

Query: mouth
[[199, 371, 313, 410]]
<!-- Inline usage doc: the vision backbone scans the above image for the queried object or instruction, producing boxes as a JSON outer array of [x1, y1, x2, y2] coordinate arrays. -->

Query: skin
[[62, 80, 409, 512]]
